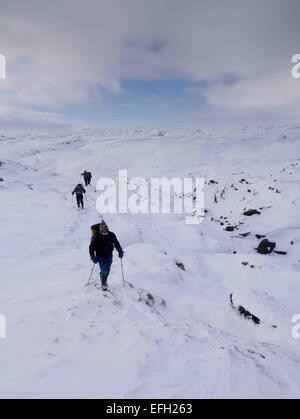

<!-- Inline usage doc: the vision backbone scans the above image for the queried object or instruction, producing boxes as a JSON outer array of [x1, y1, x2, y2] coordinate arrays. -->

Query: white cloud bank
[[0, 0, 300, 128]]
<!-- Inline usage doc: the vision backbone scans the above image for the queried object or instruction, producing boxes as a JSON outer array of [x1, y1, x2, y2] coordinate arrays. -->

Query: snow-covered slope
[[0, 126, 300, 398]]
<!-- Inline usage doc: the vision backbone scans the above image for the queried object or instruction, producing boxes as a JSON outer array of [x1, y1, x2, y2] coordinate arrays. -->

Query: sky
[[0, 0, 300, 130]]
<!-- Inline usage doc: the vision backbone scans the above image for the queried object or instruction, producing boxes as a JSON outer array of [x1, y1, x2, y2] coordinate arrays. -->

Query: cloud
[[0, 0, 300, 127], [204, 71, 300, 122]]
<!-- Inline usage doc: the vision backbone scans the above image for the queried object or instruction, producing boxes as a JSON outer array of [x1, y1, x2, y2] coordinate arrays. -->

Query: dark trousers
[[97, 255, 113, 283], [84, 177, 91, 186], [76, 195, 84, 208]]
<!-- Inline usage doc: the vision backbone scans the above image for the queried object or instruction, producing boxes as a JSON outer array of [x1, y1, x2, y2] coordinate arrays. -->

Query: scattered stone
[[243, 209, 261, 216], [176, 261, 186, 271], [0, 177, 3, 182], [256, 239, 276, 254], [255, 234, 266, 239], [225, 226, 235, 232], [273, 251, 287, 255], [239, 232, 251, 237], [230, 293, 261, 325]]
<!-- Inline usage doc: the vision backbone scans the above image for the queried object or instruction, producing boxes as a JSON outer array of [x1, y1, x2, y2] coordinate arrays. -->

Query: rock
[[225, 226, 235, 232], [230, 293, 260, 325], [256, 239, 276, 254], [255, 234, 266, 239], [0, 177, 3, 182], [239, 232, 251, 237], [243, 209, 261, 216], [175, 261, 186, 271]]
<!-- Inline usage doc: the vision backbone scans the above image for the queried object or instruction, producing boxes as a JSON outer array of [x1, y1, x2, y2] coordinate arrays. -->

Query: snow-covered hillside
[[0, 126, 300, 398]]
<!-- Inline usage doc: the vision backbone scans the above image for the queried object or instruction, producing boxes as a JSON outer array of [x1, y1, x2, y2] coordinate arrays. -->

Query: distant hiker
[[81, 170, 92, 186], [72, 184, 86, 209], [89, 222, 124, 291]]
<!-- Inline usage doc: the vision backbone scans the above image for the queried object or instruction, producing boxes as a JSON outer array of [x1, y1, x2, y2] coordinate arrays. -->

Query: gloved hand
[[91, 256, 98, 264], [118, 250, 124, 259]]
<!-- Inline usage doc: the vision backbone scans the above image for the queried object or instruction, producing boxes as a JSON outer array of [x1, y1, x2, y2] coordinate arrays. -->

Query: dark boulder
[[256, 239, 276, 255], [225, 226, 235, 232], [176, 261, 186, 271], [243, 209, 261, 216]]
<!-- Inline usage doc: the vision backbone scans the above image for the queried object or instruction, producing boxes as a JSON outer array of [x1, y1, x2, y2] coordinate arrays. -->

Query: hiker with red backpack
[[81, 170, 92, 186], [72, 184, 86, 208]]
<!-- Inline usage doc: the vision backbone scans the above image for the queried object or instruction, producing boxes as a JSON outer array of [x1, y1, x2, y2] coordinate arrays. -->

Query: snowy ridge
[[0, 126, 300, 398]]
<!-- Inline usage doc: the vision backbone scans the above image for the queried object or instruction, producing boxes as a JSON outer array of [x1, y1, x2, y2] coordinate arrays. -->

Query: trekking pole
[[86, 263, 95, 286], [120, 258, 125, 287]]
